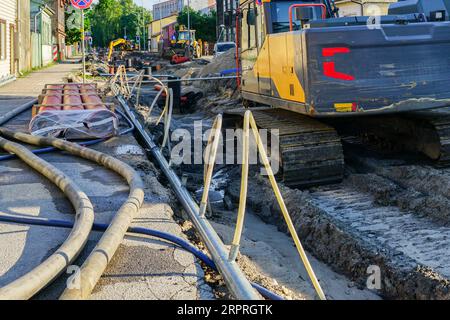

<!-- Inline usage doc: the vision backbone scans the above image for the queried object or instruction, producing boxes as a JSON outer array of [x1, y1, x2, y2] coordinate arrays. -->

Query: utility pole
[[81, 9, 86, 83], [187, 0, 191, 58], [142, 0, 146, 51], [159, 1, 162, 53]]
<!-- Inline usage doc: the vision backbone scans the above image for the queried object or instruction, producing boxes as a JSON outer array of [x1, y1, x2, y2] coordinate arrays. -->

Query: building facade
[[153, 0, 216, 21], [50, 0, 67, 61], [0, 0, 18, 84], [334, 0, 397, 17], [31, 1, 55, 68], [148, 14, 178, 52], [18, 0, 32, 75]]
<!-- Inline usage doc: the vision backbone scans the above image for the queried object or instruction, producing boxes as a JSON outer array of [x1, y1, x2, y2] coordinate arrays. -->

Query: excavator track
[[225, 108, 345, 188], [329, 110, 450, 167], [410, 111, 450, 166]]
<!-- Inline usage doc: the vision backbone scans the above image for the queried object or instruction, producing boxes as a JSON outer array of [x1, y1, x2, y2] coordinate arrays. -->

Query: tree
[[177, 8, 217, 42], [85, 0, 152, 47]]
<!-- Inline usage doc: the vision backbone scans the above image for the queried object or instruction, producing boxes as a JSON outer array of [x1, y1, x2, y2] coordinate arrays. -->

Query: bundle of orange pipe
[[38, 83, 106, 113], [80, 84, 107, 110], [39, 85, 63, 112]]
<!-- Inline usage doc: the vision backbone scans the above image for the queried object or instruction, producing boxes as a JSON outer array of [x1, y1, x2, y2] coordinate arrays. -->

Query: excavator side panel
[[304, 21, 450, 116]]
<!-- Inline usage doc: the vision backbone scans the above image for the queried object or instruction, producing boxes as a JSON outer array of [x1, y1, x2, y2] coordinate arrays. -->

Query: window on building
[[0, 20, 6, 60]]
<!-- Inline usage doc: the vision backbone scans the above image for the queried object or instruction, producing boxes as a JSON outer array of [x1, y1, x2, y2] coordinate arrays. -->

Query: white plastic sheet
[[29, 109, 118, 139]]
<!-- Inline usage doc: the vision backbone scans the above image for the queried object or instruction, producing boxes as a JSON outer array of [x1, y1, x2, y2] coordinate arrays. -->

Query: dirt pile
[[198, 49, 236, 77], [195, 49, 238, 95], [157, 59, 203, 79]]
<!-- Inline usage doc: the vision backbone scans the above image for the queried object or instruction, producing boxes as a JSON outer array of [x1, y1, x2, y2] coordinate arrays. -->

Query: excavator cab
[[240, 0, 450, 115], [268, 0, 332, 32], [169, 25, 202, 58], [174, 29, 197, 44]]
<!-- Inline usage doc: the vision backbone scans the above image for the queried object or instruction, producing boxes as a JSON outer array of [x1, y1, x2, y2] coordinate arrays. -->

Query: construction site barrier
[[198, 110, 326, 300]]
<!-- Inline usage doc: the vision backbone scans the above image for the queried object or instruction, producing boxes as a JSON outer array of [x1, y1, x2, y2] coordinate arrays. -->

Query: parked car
[[213, 42, 236, 57]]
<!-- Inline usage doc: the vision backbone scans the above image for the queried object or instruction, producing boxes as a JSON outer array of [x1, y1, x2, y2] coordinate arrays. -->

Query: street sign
[[70, 0, 93, 83], [70, 0, 93, 10]]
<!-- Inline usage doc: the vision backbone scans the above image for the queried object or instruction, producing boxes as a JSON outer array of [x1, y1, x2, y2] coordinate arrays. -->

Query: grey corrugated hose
[[0, 135, 95, 300], [0, 128, 144, 300]]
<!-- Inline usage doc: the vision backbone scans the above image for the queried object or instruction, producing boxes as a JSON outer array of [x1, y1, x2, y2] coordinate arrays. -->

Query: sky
[[132, 0, 157, 10]]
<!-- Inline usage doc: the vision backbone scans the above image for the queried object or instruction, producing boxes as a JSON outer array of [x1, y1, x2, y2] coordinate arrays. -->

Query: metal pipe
[[115, 93, 260, 300], [81, 9, 86, 84], [100, 74, 240, 82], [34, 10, 42, 33], [229, 111, 250, 261], [199, 115, 222, 217]]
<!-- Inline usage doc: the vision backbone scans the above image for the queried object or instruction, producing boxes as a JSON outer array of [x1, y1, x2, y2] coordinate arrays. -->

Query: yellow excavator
[[107, 38, 134, 62], [236, 0, 450, 188], [169, 25, 202, 58]]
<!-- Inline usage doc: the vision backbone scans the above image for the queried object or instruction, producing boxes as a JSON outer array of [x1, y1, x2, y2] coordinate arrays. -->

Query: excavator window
[[178, 30, 196, 41], [241, 0, 266, 52], [256, 1, 266, 50], [271, 1, 326, 33], [241, 2, 258, 52]]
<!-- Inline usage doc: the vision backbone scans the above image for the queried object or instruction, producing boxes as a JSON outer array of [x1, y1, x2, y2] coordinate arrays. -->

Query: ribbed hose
[[0, 127, 145, 300], [0, 136, 95, 300]]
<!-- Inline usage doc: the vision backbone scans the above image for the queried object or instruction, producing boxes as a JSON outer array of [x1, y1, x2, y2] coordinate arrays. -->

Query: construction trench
[[0, 50, 450, 300]]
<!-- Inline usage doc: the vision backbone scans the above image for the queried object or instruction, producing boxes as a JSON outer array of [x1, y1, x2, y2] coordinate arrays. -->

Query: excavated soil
[[225, 170, 450, 300]]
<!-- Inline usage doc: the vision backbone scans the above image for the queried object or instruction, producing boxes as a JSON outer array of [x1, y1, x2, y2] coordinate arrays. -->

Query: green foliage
[[66, 28, 81, 45], [65, 6, 91, 45], [177, 7, 217, 42], [84, 0, 152, 47]]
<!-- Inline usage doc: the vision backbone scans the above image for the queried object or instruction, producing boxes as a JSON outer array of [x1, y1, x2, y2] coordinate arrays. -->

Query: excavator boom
[[107, 38, 132, 62]]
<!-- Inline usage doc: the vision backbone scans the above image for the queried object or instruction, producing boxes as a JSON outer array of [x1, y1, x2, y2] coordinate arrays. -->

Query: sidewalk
[[0, 60, 81, 117], [0, 59, 213, 300]]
